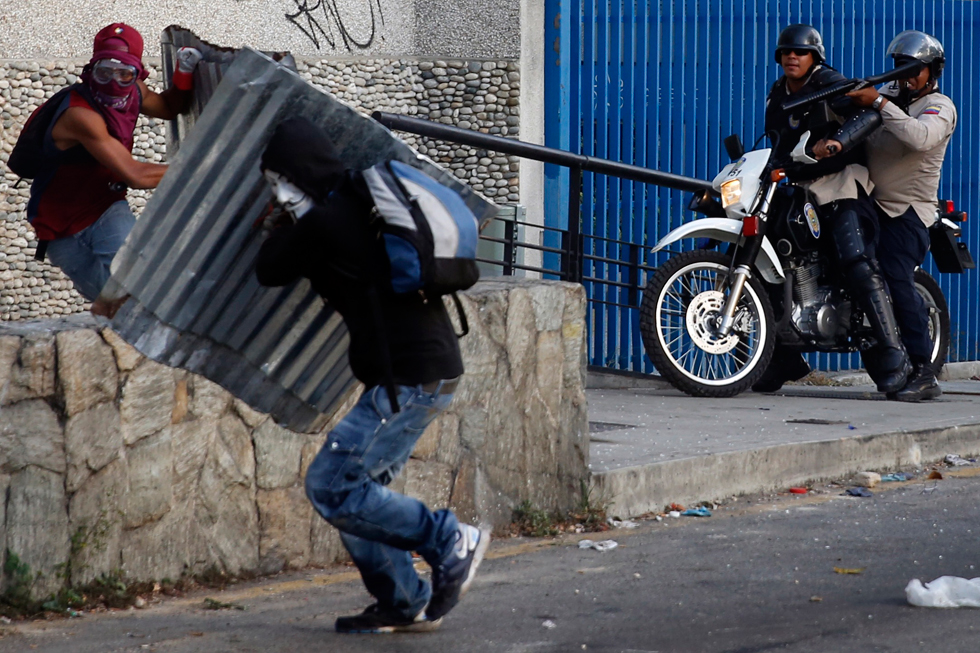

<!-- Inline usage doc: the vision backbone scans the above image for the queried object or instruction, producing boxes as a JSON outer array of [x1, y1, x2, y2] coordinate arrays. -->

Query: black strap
[[449, 292, 469, 338], [34, 241, 48, 262], [366, 285, 400, 413]]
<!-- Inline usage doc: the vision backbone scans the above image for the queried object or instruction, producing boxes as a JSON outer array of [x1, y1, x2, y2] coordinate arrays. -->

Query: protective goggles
[[779, 48, 813, 58], [893, 56, 920, 69], [92, 59, 139, 86]]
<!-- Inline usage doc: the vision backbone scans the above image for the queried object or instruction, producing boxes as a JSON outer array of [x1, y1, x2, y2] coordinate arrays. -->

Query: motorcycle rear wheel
[[639, 250, 775, 397], [914, 269, 950, 371]]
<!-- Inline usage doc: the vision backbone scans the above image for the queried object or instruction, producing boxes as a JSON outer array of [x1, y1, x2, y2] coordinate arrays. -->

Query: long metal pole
[[372, 111, 716, 196]]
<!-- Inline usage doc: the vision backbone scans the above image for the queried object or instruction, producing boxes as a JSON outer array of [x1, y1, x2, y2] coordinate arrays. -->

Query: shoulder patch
[[922, 105, 942, 115]]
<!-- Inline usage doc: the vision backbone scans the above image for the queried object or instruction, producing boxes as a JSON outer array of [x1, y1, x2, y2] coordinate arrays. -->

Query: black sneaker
[[335, 603, 442, 634], [426, 524, 490, 620]]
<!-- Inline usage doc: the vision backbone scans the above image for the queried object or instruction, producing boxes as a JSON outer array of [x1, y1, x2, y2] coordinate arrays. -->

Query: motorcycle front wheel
[[914, 269, 950, 371], [639, 250, 775, 397]]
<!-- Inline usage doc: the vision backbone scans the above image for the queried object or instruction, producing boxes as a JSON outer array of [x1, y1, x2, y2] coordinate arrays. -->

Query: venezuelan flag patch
[[922, 105, 942, 115]]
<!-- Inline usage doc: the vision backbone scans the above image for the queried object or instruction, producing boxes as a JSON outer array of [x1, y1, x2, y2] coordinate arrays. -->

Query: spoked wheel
[[914, 269, 950, 371], [639, 250, 775, 397]]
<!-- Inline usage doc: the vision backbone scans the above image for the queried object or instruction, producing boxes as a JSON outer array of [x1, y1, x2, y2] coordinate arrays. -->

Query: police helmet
[[887, 30, 945, 79], [774, 24, 826, 64]]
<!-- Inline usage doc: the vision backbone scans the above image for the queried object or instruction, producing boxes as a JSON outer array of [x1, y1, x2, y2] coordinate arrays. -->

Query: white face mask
[[263, 169, 314, 219]]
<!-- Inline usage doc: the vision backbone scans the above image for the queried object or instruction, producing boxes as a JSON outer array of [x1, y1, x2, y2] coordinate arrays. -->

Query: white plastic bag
[[906, 576, 980, 608], [578, 539, 618, 552]]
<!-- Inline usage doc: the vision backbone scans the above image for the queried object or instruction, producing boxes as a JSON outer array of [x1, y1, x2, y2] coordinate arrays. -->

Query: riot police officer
[[754, 24, 912, 395], [829, 31, 956, 401]]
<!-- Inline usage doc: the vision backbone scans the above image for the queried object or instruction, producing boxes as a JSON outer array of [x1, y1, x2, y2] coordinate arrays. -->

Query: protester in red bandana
[[26, 23, 201, 312]]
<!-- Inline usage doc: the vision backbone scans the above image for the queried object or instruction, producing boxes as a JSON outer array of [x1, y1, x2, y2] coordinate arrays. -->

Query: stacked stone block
[[0, 279, 587, 597], [0, 57, 520, 320]]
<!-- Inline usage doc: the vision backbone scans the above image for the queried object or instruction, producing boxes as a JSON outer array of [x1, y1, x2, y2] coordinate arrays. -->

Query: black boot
[[831, 208, 912, 393], [893, 359, 942, 402], [852, 264, 912, 394], [752, 350, 810, 393]]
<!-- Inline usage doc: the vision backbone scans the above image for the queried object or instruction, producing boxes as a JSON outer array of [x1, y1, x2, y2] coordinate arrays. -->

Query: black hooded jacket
[[255, 118, 463, 388], [764, 65, 868, 182]]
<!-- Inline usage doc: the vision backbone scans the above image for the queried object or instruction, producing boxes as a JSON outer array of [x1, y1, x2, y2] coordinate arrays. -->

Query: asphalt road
[[4, 469, 980, 653]]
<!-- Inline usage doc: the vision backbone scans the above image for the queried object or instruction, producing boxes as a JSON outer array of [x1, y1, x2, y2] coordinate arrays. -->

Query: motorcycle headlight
[[720, 179, 742, 208]]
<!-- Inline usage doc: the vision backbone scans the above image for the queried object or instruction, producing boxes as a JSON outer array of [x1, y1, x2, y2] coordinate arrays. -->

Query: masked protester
[[254, 118, 489, 634], [753, 24, 912, 395], [825, 31, 956, 401], [23, 23, 201, 311]]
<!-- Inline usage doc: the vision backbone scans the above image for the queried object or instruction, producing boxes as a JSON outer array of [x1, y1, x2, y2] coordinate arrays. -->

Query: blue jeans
[[305, 382, 460, 618], [46, 200, 135, 301]]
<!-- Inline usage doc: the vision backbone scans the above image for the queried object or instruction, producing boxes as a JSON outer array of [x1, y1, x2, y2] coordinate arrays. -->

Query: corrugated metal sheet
[[546, 0, 980, 373], [160, 25, 298, 155], [103, 40, 497, 432]]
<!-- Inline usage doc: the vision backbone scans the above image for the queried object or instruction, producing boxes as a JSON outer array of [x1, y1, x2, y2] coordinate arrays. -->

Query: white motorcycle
[[638, 131, 972, 397]]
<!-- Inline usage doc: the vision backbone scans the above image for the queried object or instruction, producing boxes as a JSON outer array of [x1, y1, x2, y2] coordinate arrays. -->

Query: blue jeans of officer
[[877, 205, 933, 362], [46, 200, 135, 301], [305, 382, 460, 619]]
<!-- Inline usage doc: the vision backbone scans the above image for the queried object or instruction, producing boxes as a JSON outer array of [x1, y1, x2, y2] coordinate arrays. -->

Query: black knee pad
[[832, 209, 867, 264], [847, 259, 875, 286]]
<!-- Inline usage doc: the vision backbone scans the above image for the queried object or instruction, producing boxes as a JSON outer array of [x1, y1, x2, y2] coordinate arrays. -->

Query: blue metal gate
[[545, 0, 980, 373]]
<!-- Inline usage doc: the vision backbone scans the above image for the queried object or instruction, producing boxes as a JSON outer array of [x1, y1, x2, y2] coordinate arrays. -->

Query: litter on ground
[[945, 454, 970, 467], [607, 518, 639, 529], [578, 539, 619, 552], [906, 576, 980, 608], [881, 472, 913, 482], [681, 506, 712, 517]]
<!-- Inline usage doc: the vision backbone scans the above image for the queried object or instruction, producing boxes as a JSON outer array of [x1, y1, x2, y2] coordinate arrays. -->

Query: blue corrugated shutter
[[546, 0, 980, 372]]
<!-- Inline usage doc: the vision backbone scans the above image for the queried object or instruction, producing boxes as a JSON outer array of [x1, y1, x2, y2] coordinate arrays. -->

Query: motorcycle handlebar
[[781, 60, 924, 112]]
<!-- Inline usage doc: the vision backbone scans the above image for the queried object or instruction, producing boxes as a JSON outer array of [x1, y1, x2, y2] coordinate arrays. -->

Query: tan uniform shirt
[[805, 163, 873, 206], [866, 86, 957, 227]]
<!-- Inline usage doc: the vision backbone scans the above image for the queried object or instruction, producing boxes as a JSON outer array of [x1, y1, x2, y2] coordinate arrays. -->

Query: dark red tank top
[[27, 91, 137, 240]]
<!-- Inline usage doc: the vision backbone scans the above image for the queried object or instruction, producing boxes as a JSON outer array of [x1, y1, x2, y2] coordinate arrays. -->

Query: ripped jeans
[[305, 381, 460, 618]]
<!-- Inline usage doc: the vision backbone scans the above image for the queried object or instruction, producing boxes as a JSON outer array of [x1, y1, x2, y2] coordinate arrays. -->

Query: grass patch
[[0, 551, 252, 620], [0, 559, 144, 619], [510, 481, 611, 537]]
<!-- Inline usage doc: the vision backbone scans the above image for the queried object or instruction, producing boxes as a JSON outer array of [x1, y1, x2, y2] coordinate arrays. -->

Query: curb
[[587, 361, 980, 391], [586, 367, 673, 390], [592, 422, 980, 518], [802, 361, 980, 387]]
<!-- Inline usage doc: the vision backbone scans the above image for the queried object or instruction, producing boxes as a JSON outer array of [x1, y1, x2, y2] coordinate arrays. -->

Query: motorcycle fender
[[651, 218, 786, 283]]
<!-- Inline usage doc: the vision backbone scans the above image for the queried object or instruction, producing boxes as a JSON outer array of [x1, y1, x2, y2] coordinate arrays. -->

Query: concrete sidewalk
[[588, 367, 980, 517]]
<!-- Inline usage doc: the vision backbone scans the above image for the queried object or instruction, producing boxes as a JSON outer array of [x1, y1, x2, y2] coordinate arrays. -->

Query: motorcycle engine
[[790, 262, 849, 343]]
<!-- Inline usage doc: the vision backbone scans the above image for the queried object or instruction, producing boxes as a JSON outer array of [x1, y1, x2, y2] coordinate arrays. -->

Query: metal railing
[[372, 110, 710, 302], [475, 212, 659, 312]]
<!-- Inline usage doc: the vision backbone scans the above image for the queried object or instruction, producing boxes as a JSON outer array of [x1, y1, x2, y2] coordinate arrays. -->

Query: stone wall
[[0, 278, 588, 597], [0, 57, 520, 320], [3, 0, 521, 60]]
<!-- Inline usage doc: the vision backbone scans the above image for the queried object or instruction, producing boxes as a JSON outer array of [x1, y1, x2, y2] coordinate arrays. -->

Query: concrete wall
[[0, 0, 520, 59], [518, 0, 546, 262], [0, 278, 588, 597]]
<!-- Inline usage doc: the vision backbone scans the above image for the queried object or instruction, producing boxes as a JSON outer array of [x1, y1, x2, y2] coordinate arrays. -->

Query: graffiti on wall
[[285, 0, 385, 51]]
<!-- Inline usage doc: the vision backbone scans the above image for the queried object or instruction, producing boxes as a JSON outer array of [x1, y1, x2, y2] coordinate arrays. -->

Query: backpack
[[7, 84, 99, 180], [361, 159, 481, 300], [359, 159, 482, 413]]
